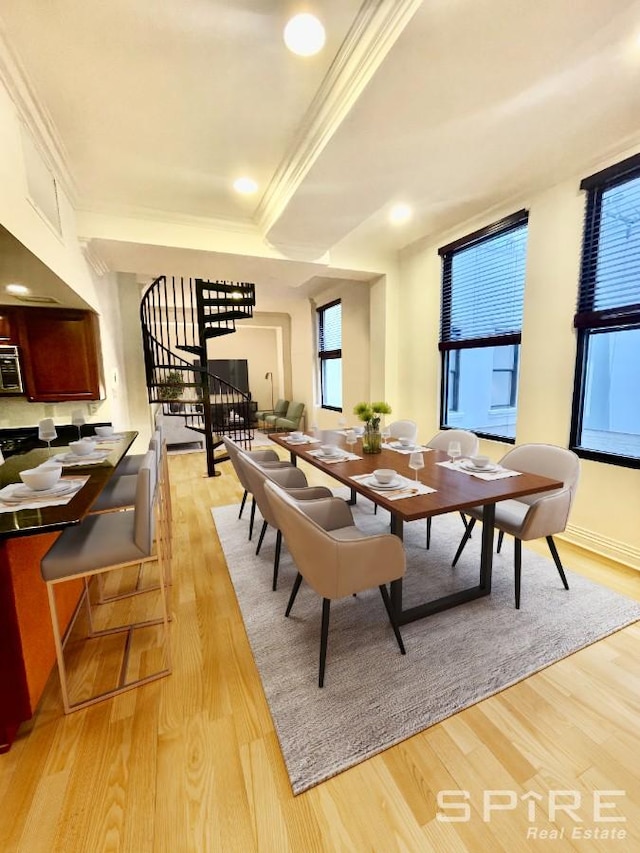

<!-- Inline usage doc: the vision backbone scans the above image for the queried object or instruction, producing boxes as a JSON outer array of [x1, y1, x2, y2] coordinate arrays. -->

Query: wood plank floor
[[1, 448, 639, 852]]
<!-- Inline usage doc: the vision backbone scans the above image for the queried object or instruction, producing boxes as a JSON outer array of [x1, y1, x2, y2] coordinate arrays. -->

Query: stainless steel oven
[[0, 345, 24, 394]]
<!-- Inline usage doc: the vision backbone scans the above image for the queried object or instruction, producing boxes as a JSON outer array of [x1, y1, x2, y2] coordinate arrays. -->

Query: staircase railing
[[140, 275, 257, 476]]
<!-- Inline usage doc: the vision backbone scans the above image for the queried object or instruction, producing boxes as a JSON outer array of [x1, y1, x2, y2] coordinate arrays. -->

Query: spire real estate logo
[[436, 788, 628, 842]]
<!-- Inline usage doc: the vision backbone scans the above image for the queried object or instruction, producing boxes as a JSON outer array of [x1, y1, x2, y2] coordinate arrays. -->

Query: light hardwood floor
[[1, 448, 639, 852]]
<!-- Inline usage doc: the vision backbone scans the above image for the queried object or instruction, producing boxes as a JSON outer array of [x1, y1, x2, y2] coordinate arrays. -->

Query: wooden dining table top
[[269, 430, 563, 522]]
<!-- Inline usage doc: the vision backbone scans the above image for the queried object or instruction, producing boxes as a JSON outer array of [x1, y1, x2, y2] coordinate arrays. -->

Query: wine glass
[[72, 409, 85, 440], [337, 416, 347, 432], [38, 418, 57, 456], [408, 450, 424, 481], [345, 429, 356, 453], [447, 440, 462, 465], [381, 424, 391, 444]]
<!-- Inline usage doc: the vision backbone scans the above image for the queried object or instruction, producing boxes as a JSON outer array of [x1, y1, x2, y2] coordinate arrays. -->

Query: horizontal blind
[[440, 216, 528, 349], [318, 301, 342, 353], [576, 169, 640, 328]]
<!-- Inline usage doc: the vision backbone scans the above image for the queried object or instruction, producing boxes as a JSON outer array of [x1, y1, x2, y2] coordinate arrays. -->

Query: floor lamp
[[265, 371, 274, 411]]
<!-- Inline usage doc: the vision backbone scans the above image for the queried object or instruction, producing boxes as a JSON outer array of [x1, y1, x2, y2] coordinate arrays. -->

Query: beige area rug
[[211, 499, 640, 795]]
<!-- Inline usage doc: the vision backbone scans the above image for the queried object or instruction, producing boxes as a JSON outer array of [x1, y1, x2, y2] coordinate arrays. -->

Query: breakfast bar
[[0, 431, 137, 751]]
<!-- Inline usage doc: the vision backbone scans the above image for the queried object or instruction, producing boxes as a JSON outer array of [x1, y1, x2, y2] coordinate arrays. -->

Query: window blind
[[318, 301, 342, 353], [439, 211, 528, 351], [575, 164, 640, 329]]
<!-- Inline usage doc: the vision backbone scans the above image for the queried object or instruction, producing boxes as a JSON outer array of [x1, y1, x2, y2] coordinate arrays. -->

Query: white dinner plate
[[9, 481, 79, 500], [363, 475, 403, 490], [391, 442, 416, 451], [316, 452, 346, 461], [459, 460, 499, 473]]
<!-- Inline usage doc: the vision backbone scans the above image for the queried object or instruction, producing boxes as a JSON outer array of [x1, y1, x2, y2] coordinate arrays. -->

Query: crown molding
[[79, 240, 111, 277], [0, 20, 77, 204], [76, 202, 259, 236], [255, 0, 422, 240]]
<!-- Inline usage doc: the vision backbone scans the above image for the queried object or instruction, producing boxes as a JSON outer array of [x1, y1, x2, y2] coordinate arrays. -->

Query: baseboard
[[562, 524, 640, 572]]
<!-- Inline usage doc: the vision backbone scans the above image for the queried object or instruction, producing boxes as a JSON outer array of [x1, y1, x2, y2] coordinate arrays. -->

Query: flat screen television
[[207, 359, 249, 394]]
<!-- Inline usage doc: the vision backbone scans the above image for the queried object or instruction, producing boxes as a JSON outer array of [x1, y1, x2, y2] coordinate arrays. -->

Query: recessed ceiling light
[[233, 176, 258, 195], [5, 283, 29, 295], [389, 203, 412, 225], [283, 13, 326, 57]]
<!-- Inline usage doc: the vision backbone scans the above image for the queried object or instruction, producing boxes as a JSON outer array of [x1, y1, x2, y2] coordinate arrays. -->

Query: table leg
[[479, 503, 495, 591], [348, 488, 357, 506]]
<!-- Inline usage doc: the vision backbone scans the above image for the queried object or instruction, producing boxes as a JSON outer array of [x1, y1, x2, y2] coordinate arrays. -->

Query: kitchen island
[[0, 432, 137, 751]]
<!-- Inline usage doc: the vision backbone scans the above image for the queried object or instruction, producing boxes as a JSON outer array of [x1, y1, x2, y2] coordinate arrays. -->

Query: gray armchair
[[264, 480, 406, 687], [451, 443, 580, 608]]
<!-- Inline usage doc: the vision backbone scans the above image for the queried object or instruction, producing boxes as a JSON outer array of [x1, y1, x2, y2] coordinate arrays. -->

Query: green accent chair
[[257, 399, 289, 428], [273, 401, 305, 432]]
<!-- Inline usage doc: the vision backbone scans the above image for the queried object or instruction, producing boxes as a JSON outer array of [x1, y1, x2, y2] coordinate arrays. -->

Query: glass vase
[[362, 424, 382, 454]]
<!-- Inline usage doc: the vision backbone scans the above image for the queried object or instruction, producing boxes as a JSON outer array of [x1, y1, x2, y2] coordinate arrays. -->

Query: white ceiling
[[2, 0, 640, 293]]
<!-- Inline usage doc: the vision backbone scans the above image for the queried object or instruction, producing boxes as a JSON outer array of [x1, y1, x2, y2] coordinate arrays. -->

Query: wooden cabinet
[[0, 309, 18, 343], [13, 307, 104, 401]]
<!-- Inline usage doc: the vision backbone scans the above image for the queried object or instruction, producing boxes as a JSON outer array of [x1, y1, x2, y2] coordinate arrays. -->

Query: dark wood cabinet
[[12, 307, 104, 401], [0, 309, 18, 343]]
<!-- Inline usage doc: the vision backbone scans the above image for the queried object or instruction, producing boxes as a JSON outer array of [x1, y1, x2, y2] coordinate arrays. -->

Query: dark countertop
[[0, 422, 113, 458], [0, 431, 137, 539]]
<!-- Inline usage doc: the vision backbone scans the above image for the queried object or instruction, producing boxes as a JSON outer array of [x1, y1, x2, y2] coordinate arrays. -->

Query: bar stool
[[92, 433, 172, 601], [41, 451, 171, 713]]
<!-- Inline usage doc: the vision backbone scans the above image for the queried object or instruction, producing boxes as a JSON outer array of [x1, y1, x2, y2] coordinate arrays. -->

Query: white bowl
[[289, 431, 303, 440], [354, 426, 365, 436], [94, 425, 115, 437], [69, 438, 96, 456], [470, 455, 490, 468], [399, 437, 413, 447], [373, 468, 395, 484], [320, 444, 338, 456], [20, 466, 62, 491]]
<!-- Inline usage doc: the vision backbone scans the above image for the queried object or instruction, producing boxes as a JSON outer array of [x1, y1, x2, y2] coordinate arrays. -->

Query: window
[[317, 300, 342, 410], [570, 153, 640, 467], [439, 211, 528, 441]]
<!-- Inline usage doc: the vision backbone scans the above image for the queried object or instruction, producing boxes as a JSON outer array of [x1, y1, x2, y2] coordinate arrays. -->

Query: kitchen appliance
[[0, 345, 24, 394]]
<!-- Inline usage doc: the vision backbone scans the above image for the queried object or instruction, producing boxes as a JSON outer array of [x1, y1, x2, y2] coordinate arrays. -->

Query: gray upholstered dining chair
[[222, 435, 293, 539], [451, 443, 580, 608], [263, 480, 406, 687], [424, 428, 480, 548], [236, 451, 333, 591], [40, 450, 171, 713]]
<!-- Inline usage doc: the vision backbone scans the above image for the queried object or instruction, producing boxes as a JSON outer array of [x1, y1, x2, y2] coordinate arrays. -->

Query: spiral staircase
[[140, 274, 256, 476]]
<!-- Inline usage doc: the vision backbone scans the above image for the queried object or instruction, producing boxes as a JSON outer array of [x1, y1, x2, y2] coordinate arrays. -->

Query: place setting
[[0, 463, 88, 511], [91, 425, 126, 443], [350, 464, 437, 500], [308, 442, 361, 463], [438, 444, 522, 480], [383, 436, 431, 455], [52, 437, 112, 466], [281, 430, 320, 446]]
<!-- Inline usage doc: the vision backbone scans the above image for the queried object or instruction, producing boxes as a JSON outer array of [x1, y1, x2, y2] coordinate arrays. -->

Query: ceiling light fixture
[[5, 283, 29, 295], [284, 13, 326, 57], [233, 176, 258, 194], [389, 203, 412, 225]]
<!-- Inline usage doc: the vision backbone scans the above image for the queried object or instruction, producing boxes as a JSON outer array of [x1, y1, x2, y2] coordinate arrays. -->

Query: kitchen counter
[[0, 432, 137, 751], [0, 432, 137, 539]]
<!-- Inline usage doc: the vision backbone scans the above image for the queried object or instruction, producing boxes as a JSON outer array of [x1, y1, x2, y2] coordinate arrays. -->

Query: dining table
[[268, 430, 563, 626]]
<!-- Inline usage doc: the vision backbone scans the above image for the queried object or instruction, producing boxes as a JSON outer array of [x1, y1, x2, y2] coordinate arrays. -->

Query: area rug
[[211, 500, 640, 795]]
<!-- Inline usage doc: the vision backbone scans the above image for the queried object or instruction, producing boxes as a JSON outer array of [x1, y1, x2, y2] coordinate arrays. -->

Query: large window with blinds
[[317, 299, 342, 411], [439, 210, 528, 440], [570, 153, 640, 467]]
